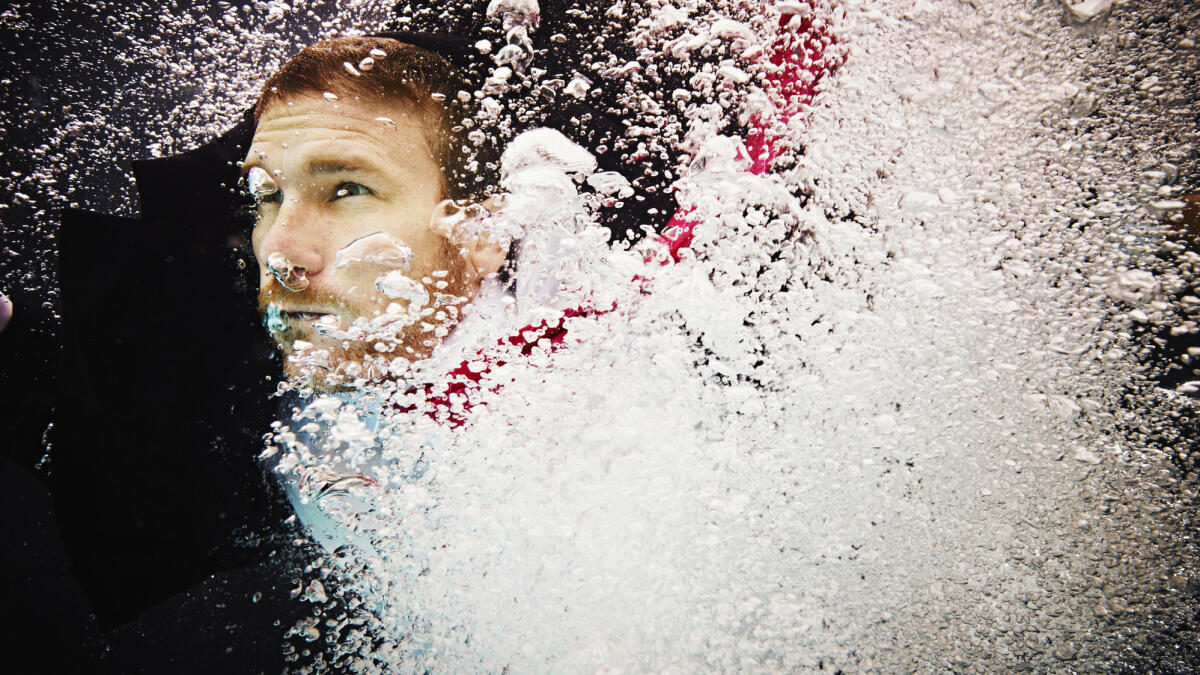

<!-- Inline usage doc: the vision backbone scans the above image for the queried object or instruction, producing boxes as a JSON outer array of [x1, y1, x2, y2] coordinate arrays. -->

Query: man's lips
[[284, 310, 331, 321], [278, 307, 340, 321], [275, 308, 343, 332]]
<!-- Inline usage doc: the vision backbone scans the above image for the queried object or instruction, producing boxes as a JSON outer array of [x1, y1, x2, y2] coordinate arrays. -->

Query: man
[[243, 37, 508, 391], [242, 37, 632, 563]]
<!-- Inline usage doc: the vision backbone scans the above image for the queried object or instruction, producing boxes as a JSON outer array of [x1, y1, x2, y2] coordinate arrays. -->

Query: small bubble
[[564, 76, 590, 99], [303, 579, 327, 603], [1053, 642, 1078, 660]]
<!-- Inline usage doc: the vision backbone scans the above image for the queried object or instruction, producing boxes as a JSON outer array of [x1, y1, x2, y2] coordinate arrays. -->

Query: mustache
[[256, 277, 349, 315]]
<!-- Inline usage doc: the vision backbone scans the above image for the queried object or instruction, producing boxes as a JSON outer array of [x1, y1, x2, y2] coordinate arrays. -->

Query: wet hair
[[254, 36, 487, 201]]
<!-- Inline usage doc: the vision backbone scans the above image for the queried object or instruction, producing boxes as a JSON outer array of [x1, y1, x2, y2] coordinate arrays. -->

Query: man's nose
[[258, 199, 327, 280]]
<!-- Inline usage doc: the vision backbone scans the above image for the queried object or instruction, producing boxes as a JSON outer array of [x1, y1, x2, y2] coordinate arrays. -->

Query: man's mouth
[[284, 310, 332, 321], [264, 303, 342, 336]]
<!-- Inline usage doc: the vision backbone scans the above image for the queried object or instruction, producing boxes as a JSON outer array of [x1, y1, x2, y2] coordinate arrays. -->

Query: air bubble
[[332, 232, 413, 273], [564, 76, 591, 99], [246, 166, 278, 202], [266, 252, 309, 292]]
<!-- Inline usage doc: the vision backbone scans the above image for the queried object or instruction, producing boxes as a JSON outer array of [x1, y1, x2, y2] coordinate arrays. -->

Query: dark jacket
[[1, 111, 313, 673]]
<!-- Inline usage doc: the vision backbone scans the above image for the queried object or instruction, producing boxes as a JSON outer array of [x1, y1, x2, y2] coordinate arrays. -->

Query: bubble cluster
[[251, 0, 1200, 672]]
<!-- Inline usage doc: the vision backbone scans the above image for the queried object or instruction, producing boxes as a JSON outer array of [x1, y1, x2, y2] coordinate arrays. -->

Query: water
[[2, 0, 1197, 672]]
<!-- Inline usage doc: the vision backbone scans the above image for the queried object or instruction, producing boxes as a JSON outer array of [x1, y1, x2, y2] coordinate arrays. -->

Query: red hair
[[255, 36, 486, 200]]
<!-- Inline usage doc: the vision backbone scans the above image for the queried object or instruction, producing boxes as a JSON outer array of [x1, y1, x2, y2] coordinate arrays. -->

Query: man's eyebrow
[[306, 156, 384, 177], [308, 160, 357, 175], [238, 149, 392, 180]]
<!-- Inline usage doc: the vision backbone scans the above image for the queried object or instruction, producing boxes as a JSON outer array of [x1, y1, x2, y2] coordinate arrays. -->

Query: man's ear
[[464, 232, 508, 280], [430, 198, 509, 280], [480, 195, 501, 214], [466, 196, 509, 279]]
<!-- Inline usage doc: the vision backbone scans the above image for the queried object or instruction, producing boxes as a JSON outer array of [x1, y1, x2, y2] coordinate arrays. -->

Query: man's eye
[[334, 182, 373, 199]]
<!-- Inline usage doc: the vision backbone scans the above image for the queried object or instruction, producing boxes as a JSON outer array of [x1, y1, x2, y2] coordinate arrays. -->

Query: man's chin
[[278, 340, 398, 393], [278, 343, 344, 391], [283, 363, 356, 394]]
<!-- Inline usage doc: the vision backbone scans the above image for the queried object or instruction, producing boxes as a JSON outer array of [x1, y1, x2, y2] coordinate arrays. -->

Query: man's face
[[244, 94, 476, 385]]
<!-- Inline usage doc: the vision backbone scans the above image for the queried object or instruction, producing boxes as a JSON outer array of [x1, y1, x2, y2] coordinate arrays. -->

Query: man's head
[[243, 37, 505, 388]]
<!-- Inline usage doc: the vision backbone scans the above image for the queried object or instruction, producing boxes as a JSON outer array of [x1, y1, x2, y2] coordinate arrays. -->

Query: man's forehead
[[246, 95, 429, 161]]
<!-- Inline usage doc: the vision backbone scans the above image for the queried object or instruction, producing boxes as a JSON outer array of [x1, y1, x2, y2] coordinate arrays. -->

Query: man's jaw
[[256, 262, 474, 390], [261, 300, 418, 391], [270, 318, 371, 393]]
